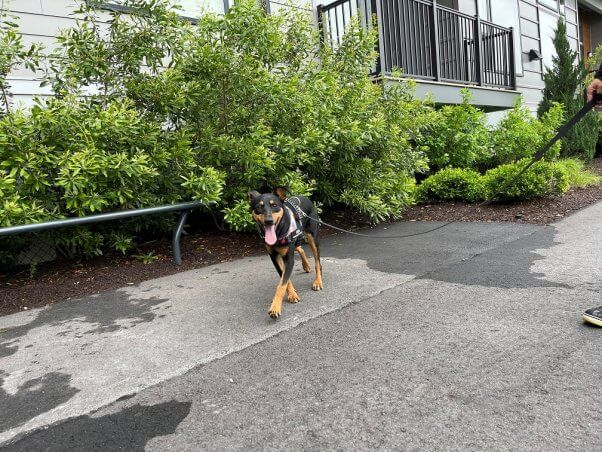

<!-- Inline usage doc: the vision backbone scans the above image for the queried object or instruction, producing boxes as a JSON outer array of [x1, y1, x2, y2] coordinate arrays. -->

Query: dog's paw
[[287, 291, 301, 303], [268, 308, 281, 319], [302, 262, 311, 273], [312, 278, 323, 291]]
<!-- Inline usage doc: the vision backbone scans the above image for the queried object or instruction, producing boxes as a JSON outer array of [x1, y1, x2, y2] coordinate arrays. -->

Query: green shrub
[[0, 97, 224, 265], [553, 158, 601, 188], [415, 90, 490, 171], [484, 159, 570, 202], [416, 168, 485, 203], [0, 0, 430, 267], [120, 0, 428, 226], [490, 100, 564, 167]]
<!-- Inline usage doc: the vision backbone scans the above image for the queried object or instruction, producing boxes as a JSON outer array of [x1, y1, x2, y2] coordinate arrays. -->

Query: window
[[539, 0, 559, 12]]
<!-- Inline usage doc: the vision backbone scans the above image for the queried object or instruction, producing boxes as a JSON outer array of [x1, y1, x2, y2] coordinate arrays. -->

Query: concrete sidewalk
[[1, 202, 601, 449]]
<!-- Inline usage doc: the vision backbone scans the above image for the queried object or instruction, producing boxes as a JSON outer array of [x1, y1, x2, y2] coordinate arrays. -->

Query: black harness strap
[[282, 200, 304, 244]]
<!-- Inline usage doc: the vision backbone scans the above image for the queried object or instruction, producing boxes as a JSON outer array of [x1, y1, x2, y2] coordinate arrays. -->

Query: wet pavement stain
[[419, 227, 570, 289], [3, 400, 192, 452], [0, 371, 79, 432]]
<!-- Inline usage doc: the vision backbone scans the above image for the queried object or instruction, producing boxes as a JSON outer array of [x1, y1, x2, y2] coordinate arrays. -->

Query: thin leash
[[291, 94, 601, 240]]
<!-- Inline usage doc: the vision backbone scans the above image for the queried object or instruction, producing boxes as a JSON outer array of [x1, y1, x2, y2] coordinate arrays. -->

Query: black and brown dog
[[248, 187, 323, 319]]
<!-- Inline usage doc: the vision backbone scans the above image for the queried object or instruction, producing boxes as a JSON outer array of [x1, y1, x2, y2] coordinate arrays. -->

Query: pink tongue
[[264, 225, 277, 245]]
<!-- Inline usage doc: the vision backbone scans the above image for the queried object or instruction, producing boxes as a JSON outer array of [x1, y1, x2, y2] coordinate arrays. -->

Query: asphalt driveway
[[1, 201, 600, 450]]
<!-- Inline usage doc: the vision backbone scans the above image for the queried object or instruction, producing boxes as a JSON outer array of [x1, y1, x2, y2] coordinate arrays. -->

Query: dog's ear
[[247, 191, 261, 206], [274, 186, 288, 201]]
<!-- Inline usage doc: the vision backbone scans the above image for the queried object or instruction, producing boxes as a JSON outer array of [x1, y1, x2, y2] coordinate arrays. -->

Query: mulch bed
[[403, 157, 602, 225], [1, 157, 600, 317]]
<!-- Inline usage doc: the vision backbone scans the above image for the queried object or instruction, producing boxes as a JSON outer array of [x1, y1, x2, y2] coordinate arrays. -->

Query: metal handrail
[[0, 201, 203, 265], [481, 18, 511, 32]]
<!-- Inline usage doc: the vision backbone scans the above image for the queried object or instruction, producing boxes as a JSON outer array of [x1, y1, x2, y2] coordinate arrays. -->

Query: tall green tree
[[538, 18, 597, 160]]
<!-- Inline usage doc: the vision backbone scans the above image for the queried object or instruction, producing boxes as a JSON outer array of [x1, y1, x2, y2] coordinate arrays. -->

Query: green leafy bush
[[553, 158, 601, 188], [121, 0, 427, 226], [0, 0, 429, 267], [0, 97, 224, 266], [0, 9, 42, 116], [484, 159, 570, 202], [490, 100, 564, 167], [415, 90, 490, 171], [416, 168, 485, 203]]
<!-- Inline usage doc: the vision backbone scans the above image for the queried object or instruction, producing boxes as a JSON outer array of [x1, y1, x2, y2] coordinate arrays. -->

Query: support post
[[317, 4, 325, 45], [430, 0, 440, 81], [474, 0, 483, 86], [172, 210, 191, 265], [371, 0, 384, 75], [508, 27, 516, 89]]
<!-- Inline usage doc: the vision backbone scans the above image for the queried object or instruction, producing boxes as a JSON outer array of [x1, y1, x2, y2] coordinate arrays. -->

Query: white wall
[[4, 1, 81, 107], [3, 0, 315, 108]]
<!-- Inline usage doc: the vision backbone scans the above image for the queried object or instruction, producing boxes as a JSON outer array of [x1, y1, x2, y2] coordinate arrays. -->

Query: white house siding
[[4, 0, 81, 107], [4, 0, 315, 107], [4, 0, 583, 113], [488, 0, 580, 124], [514, 0, 580, 115]]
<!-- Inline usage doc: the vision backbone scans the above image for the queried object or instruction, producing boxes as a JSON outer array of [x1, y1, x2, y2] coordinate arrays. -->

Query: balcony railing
[[317, 0, 516, 90]]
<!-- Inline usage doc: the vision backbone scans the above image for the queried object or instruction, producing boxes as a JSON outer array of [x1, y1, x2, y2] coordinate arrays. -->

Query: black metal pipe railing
[[317, 0, 516, 90], [0, 202, 202, 265]]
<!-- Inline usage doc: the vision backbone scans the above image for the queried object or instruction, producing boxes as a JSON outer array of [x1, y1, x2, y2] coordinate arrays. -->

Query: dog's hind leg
[[296, 246, 311, 273], [305, 234, 323, 291]]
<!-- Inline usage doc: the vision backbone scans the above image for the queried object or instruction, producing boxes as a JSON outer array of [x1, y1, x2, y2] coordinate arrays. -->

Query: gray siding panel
[[5, 1, 82, 102], [11, 11, 79, 37], [513, 0, 579, 113], [9, 0, 79, 16]]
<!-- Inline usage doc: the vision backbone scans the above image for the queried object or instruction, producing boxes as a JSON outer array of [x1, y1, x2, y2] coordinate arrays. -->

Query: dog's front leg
[[268, 245, 295, 319], [270, 249, 301, 305]]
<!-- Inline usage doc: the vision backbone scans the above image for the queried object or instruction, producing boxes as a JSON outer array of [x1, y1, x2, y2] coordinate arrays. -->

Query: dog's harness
[[281, 204, 304, 245]]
